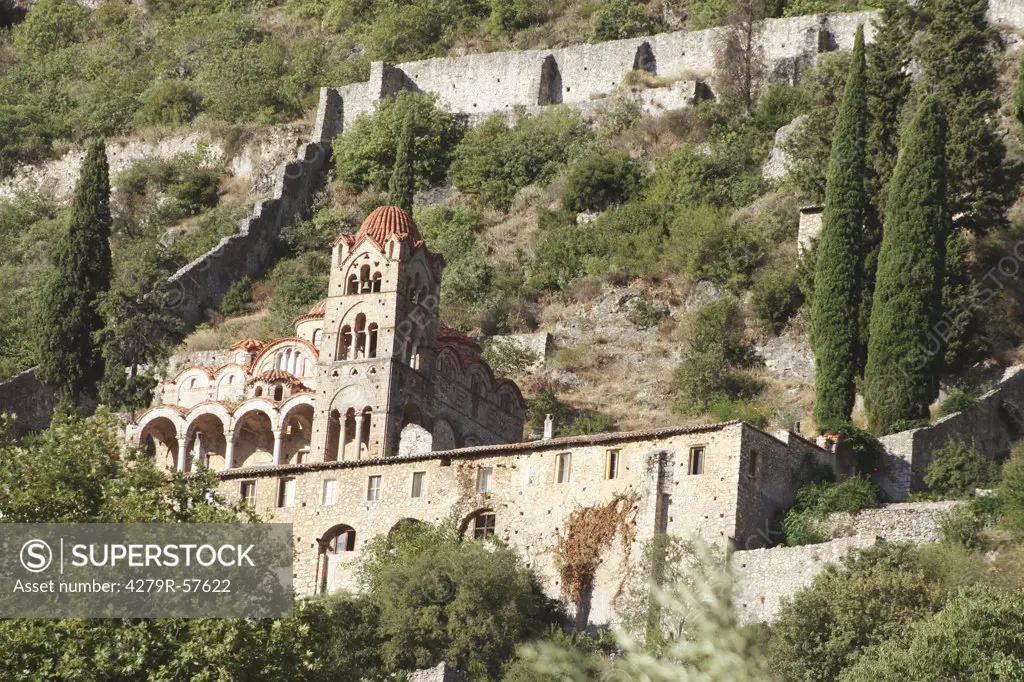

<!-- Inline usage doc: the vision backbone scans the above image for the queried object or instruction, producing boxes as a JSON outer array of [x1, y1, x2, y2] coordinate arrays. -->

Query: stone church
[[127, 206, 832, 625]]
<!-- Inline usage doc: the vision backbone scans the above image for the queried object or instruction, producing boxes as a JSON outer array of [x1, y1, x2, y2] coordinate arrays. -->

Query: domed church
[[128, 206, 526, 471]]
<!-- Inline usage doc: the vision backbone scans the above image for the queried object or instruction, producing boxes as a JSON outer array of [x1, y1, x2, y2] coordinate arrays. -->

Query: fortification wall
[[879, 365, 1024, 500]]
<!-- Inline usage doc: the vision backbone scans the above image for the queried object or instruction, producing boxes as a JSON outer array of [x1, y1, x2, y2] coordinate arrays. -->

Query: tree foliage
[[35, 139, 113, 405], [923, 440, 997, 498], [811, 26, 867, 432], [561, 151, 644, 214], [864, 97, 948, 435]]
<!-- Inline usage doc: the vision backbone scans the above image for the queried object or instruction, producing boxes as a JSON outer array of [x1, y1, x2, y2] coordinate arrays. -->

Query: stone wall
[[797, 205, 823, 253], [0, 368, 58, 437], [486, 332, 553, 372], [732, 500, 955, 623], [879, 365, 1024, 500], [408, 664, 465, 682]]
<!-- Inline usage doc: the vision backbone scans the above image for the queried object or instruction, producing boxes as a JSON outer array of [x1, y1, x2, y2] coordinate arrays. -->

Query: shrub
[[939, 504, 983, 550], [527, 387, 616, 437], [923, 441, 998, 498], [999, 443, 1024, 531], [663, 205, 765, 288], [220, 276, 254, 318], [168, 203, 244, 265], [751, 266, 802, 333], [482, 339, 539, 377], [561, 152, 644, 214], [782, 475, 879, 545], [672, 298, 763, 415], [334, 91, 466, 194], [134, 80, 201, 127], [268, 273, 328, 335], [624, 297, 668, 329], [768, 542, 935, 681], [708, 398, 768, 428], [592, 0, 655, 41], [936, 388, 978, 417], [489, 0, 538, 31], [449, 109, 591, 210], [12, 0, 89, 59], [645, 141, 764, 210]]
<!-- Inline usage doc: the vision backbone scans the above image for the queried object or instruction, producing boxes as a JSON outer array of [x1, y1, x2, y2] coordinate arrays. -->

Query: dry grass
[[180, 310, 270, 353]]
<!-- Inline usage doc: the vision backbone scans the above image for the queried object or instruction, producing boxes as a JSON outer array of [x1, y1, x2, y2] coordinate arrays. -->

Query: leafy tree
[[450, 109, 591, 210], [672, 298, 762, 415], [334, 91, 466, 194], [11, 0, 89, 59], [714, 0, 767, 113], [919, 0, 1016, 237], [561, 152, 644, 214], [811, 26, 867, 432], [839, 585, 1024, 681], [592, 0, 654, 41], [935, 388, 978, 417], [998, 443, 1024, 531], [360, 519, 560, 680], [923, 440, 997, 498], [864, 97, 947, 435], [768, 543, 936, 681], [35, 139, 113, 406], [388, 114, 416, 213]]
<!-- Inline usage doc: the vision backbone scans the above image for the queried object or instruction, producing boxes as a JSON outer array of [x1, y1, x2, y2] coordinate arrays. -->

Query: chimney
[[543, 414, 554, 440]]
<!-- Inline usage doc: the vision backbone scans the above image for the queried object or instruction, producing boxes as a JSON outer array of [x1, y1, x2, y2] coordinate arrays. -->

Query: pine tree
[[864, 96, 948, 435], [920, 0, 1013, 235], [811, 25, 867, 432], [860, 0, 915, 375], [35, 139, 112, 405], [388, 115, 415, 213]]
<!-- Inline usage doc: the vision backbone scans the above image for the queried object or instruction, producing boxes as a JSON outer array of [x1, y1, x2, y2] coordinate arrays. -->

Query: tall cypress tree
[[864, 97, 948, 435], [920, 0, 1013, 235], [811, 25, 868, 432], [36, 139, 112, 405], [860, 0, 915, 375], [389, 115, 415, 213]]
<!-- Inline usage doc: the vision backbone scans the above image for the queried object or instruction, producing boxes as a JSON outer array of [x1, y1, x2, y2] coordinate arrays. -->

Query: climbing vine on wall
[[554, 492, 638, 611]]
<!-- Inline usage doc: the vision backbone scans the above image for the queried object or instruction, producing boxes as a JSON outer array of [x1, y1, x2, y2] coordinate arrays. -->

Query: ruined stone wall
[[408, 664, 465, 682], [0, 368, 57, 437], [879, 365, 1024, 500], [822, 500, 959, 543]]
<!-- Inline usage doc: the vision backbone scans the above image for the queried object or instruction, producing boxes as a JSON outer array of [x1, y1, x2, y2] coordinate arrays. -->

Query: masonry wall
[[879, 365, 1024, 499]]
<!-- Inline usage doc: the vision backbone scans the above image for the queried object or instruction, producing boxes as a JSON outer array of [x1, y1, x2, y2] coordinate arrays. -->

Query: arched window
[[340, 326, 353, 360], [354, 314, 367, 359], [273, 385, 284, 401], [367, 323, 378, 359], [346, 273, 359, 295], [371, 272, 382, 293], [359, 265, 372, 293], [360, 407, 372, 449], [312, 329, 322, 349], [189, 377, 197, 389], [254, 386, 263, 398]]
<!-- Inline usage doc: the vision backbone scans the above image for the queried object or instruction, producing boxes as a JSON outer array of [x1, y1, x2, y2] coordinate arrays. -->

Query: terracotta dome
[[294, 299, 327, 325], [358, 206, 423, 246]]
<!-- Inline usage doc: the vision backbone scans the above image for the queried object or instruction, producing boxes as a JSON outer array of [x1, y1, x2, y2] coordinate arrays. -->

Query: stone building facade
[[126, 206, 832, 625]]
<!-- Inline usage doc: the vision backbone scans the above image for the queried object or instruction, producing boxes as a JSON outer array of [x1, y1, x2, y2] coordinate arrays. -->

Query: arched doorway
[[317, 523, 357, 594], [232, 410, 275, 468]]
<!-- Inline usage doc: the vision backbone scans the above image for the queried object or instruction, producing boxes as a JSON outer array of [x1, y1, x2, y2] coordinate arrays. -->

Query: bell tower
[[309, 206, 444, 461]]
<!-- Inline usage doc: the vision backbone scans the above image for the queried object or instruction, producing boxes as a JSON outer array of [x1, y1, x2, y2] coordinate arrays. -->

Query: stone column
[[176, 437, 188, 472], [354, 414, 366, 461], [340, 419, 349, 462], [224, 437, 236, 471], [272, 429, 284, 466]]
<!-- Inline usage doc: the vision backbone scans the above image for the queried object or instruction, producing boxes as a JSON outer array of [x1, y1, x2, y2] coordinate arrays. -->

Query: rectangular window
[[240, 480, 256, 507], [556, 453, 572, 483], [748, 450, 758, 477], [411, 471, 426, 498], [605, 449, 621, 480], [474, 513, 496, 540], [367, 475, 382, 502], [476, 467, 493, 494], [322, 479, 337, 506], [277, 478, 295, 508], [689, 447, 705, 476]]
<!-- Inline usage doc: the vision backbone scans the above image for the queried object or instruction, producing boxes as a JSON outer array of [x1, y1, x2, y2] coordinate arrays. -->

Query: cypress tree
[[36, 139, 112, 405], [920, 0, 1013, 235], [860, 0, 915, 375], [864, 97, 948, 435], [389, 115, 415, 213], [811, 25, 868, 432]]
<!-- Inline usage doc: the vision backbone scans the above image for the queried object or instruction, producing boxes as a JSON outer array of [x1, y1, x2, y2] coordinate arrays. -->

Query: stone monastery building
[[128, 206, 832, 624]]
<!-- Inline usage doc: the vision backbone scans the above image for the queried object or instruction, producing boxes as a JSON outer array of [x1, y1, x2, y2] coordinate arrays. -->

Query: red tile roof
[[333, 206, 426, 251]]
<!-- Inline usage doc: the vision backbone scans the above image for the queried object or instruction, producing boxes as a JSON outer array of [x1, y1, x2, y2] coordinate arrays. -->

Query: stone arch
[[387, 518, 425, 542], [633, 41, 656, 74], [280, 400, 314, 465], [215, 368, 246, 401], [459, 507, 496, 539], [496, 382, 526, 418], [432, 417, 457, 451], [231, 401, 279, 468], [437, 348, 462, 380], [136, 409, 183, 472], [317, 523, 358, 594], [251, 339, 317, 376], [184, 412, 229, 471], [402, 402, 423, 427], [539, 55, 563, 105]]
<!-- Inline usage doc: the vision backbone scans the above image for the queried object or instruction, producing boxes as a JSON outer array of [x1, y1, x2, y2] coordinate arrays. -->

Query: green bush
[[751, 266, 803, 333], [923, 441, 998, 498], [768, 542, 935, 681], [708, 398, 769, 428], [624, 297, 668, 329], [938, 504, 984, 550], [665, 206, 766, 289], [269, 272, 328, 332], [489, 0, 538, 31], [561, 151, 644, 214], [334, 91, 465, 194], [592, 0, 655, 41], [168, 203, 244, 265], [645, 141, 764, 210], [220, 276, 254, 318], [12, 0, 89, 59], [936, 388, 978, 417], [782, 475, 880, 546], [999, 443, 1024, 531], [672, 298, 763, 415], [449, 109, 591, 210], [527, 386, 616, 437], [134, 80, 202, 127]]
